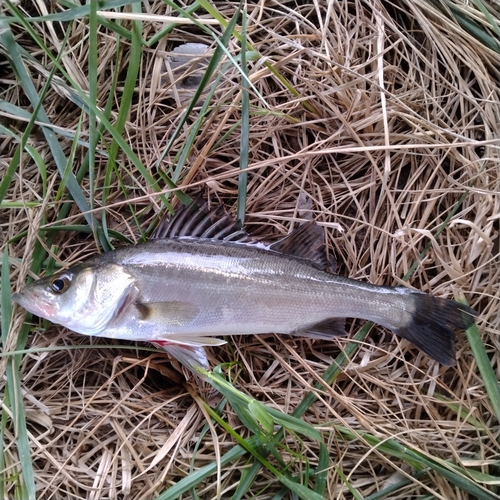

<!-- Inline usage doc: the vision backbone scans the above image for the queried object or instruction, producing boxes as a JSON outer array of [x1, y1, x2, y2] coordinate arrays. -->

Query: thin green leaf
[[196, 0, 315, 112], [460, 297, 500, 423], [204, 370, 264, 435], [1, 0, 143, 23], [160, 177, 192, 207], [0, 146, 21, 205], [231, 460, 263, 500], [203, 404, 326, 500], [237, 7, 249, 226], [102, 1, 143, 239], [314, 442, 329, 496], [278, 476, 326, 500], [55, 115, 83, 202], [363, 471, 427, 500], [2, 250, 36, 500], [88, 0, 100, 246], [155, 0, 243, 180], [432, 0, 500, 53], [334, 466, 363, 500], [0, 12, 107, 246], [156, 439, 257, 500], [146, 3, 202, 47], [1, 249, 12, 346], [266, 407, 322, 443], [473, 0, 500, 37], [335, 425, 497, 500], [432, 393, 486, 430], [248, 400, 275, 435], [189, 396, 227, 500]]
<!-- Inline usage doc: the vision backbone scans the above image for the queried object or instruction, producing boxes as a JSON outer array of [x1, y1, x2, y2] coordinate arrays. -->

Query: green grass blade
[[0, 14, 107, 244], [230, 460, 262, 500], [461, 298, 500, 423], [189, 396, 228, 499], [0, 105, 105, 151], [278, 477, 326, 500], [0, 147, 21, 205], [432, 393, 486, 430], [473, 0, 500, 37], [334, 466, 363, 500], [1, 249, 12, 346], [204, 369, 330, 496], [196, 0, 315, 112], [146, 3, 202, 47], [156, 440, 254, 500], [335, 425, 497, 500], [3, 2, 169, 215], [265, 407, 322, 443], [102, 2, 143, 237], [236, 7, 249, 226], [155, 0, 242, 180], [1, 0, 143, 23], [363, 471, 427, 500], [1, 250, 36, 500], [55, 116, 83, 202], [314, 441, 329, 496], [203, 404, 326, 500], [88, 0, 100, 246], [432, 0, 500, 53]]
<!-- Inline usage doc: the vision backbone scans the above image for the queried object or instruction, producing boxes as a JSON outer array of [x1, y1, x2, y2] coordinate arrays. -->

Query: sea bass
[[13, 200, 476, 373]]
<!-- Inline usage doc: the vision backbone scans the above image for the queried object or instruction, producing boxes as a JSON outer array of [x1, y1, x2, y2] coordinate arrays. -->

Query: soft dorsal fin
[[270, 222, 337, 273]]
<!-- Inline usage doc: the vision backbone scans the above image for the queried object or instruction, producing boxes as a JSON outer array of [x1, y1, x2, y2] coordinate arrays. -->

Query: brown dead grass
[[1, 0, 499, 499]]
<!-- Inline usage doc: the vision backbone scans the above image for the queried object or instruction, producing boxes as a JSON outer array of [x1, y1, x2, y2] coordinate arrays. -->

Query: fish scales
[[93, 239, 410, 338]]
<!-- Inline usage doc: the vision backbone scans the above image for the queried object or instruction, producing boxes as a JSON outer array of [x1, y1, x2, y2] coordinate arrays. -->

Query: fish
[[13, 198, 476, 374]]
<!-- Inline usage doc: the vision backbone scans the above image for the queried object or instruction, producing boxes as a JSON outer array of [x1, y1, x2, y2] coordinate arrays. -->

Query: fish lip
[[12, 290, 56, 318]]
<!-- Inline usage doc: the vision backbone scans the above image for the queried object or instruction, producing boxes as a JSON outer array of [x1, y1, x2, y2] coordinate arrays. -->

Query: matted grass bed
[[1, 1, 499, 499]]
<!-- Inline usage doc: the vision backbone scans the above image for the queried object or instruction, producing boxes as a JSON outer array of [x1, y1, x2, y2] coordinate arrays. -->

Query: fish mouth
[[12, 291, 57, 318], [12, 292, 23, 305]]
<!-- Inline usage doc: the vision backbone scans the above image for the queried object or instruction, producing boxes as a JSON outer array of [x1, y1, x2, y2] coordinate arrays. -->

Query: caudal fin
[[393, 294, 476, 366]]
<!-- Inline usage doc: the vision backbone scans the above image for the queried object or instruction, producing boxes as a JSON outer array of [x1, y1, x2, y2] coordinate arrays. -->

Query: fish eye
[[49, 275, 71, 294]]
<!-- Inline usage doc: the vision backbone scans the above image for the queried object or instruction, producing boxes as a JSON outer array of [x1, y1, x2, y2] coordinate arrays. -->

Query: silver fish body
[[13, 203, 476, 372]]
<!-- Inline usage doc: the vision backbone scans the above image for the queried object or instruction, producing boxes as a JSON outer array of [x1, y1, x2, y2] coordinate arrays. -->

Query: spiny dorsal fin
[[270, 222, 337, 273], [151, 196, 251, 243]]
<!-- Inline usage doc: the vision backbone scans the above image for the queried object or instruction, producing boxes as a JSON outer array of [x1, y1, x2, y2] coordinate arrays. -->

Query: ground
[[1, 1, 499, 499]]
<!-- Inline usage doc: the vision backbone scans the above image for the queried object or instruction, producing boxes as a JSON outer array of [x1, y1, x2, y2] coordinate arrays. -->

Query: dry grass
[[1, 0, 499, 499]]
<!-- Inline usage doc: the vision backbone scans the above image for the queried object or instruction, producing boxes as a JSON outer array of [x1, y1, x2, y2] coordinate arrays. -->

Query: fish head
[[13, 263, 136, 336]]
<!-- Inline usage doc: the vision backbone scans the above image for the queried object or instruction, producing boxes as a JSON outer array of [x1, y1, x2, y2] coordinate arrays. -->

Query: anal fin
[[292, 317, 347, 340]]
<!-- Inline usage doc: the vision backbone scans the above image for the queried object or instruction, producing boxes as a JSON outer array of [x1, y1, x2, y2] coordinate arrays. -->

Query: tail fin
[[393, 294, 476, 366]]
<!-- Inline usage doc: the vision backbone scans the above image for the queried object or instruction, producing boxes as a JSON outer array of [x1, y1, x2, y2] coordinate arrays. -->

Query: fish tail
[[393, 294, 476, 366]]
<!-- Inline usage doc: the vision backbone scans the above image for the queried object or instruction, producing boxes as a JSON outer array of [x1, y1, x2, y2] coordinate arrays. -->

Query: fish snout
[[12, 289, 56, 318]]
